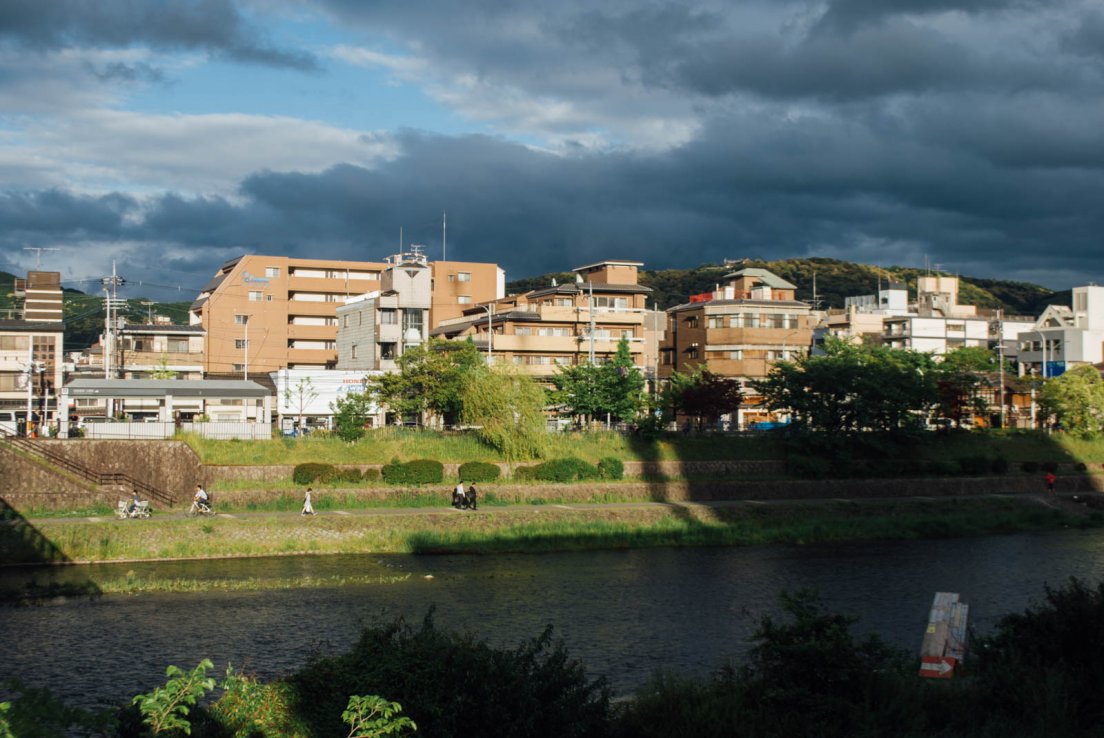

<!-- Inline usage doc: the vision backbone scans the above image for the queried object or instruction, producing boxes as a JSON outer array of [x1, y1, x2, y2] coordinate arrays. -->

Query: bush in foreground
[[292, 463, 336, 485], [381, 459, 445, 485], [457, 461, 501, 483]]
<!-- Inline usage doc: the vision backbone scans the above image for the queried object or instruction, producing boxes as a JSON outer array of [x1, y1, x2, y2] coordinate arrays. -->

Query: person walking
[[1046, 472, 1057, 495], [302, 486, 316, 515], [466, 483, 478, 511], [453, 480, 466, 508]]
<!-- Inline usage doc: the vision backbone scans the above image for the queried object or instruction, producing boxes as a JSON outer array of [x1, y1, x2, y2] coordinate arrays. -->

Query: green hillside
[[508, 258, 1064, 316]]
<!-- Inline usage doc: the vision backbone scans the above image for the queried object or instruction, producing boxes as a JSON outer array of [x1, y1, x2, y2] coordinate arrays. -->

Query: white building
[[272, 368, 383, 431], [1017, 285, 1104, 377], [335, 248, 433, 372]]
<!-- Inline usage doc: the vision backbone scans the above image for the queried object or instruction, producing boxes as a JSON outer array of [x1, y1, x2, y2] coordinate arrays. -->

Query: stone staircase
[[0, 430, 177, 507]]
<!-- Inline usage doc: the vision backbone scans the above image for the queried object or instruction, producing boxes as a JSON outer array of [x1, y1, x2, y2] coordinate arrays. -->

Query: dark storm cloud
[[813, 0, 1037, 34], [0, 189, 134, 237], [0, 0, 318, 70]]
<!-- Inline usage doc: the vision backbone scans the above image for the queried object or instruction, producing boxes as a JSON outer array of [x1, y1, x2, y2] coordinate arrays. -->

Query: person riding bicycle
[[191, 483, 210, 514]]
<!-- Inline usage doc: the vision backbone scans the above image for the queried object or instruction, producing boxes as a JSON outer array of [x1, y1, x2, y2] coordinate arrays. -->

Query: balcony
[[286, 348, 337, 365], [120, 350, 204, 369], [287, 301, 337, 318], [286, 324, 335, 341], [287, 275, 380, 294]]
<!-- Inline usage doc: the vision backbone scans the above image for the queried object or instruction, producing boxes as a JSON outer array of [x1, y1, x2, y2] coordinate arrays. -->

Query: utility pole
[[102, 261, 126, 379], [588, 281, 596, 365], [243, 316, 250, 380], [142, 301, 155, 324], [998, 310, 1006, 429]]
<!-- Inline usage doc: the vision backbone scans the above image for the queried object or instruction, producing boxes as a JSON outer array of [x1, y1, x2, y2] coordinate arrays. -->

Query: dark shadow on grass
[[0, 497, 102, 603]]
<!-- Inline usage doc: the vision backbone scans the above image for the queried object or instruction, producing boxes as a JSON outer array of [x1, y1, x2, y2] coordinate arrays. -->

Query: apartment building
[[820, 282, 910, 345], [658, 268, 817, 428], [190, 254, 502, 375], [335, 248, 432, 371], [431, 260, 652, 380], [1017, 285, 1104, 377], [116, 320, 206, 379], [0, 270, 65, 430]]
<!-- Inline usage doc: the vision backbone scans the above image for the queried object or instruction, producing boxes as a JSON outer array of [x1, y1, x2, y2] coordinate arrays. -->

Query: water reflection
[[2, 529, 1103, 709]]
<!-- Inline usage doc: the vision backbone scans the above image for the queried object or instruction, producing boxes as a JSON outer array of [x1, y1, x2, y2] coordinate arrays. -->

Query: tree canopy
[[550, 338, 646, 426], [460, 366, 547, 460], [664, 367, 743, 430], [1040, 365, 1104, 433], [365, 339, 484, 428]]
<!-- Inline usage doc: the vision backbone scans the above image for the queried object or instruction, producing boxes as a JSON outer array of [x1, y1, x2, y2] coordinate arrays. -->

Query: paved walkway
[[26, 492, 1090, 525]]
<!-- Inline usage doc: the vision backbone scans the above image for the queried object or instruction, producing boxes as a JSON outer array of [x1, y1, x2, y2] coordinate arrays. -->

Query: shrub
[[337, 468, 363, 483], [991, 457, 1010, 475], [530, 457, 599, 483], [458, 461, 502, 483], [362, 467, 381, 483], [287, 614, 610, 738], [787, 455, 831, 479], [1041, 461, 1060, 474], [293, 463, 337, 485], [597, 457, 624, 480], [1021, 461, 1041, 474], [1074, 462, 1088, 472], [958, 456, 991, 476], [512, 465, 539, 481], [382, 459, 444, 485]]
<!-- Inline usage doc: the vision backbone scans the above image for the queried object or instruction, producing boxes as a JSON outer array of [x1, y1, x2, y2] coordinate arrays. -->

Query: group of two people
[[191, 483, 211, 513], [452, 481, 478, 510]]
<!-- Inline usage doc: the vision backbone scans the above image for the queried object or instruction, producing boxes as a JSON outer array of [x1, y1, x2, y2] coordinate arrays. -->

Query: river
[[2, 529, 1103, 709]]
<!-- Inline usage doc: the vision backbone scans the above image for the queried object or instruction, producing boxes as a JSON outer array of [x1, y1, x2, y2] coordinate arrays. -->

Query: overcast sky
[[1, 0, 1102, 301]]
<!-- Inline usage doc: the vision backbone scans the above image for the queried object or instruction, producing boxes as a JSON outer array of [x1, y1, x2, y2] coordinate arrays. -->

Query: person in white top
[[302, 486, 316, 515], [453, 481, 465, 508]]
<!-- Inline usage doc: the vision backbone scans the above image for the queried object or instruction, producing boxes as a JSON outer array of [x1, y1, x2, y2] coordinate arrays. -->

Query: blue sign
[[242, 271, 270, 284], [1045, 361, 1066, 378]]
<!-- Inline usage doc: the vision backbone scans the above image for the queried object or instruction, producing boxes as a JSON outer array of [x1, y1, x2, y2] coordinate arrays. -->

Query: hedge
[[293, 463, 337, 485], [458, 461, 501, 483], [515, 457, 600, 483], [597, 457, 624, 480], [382, 458, 445, 485]]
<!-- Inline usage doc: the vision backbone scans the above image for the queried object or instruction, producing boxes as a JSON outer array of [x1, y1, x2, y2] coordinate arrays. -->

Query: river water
[[2, 529, 1104, 709]]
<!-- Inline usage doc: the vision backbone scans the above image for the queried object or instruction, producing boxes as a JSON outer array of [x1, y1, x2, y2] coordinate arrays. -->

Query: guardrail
[[78, 421, 272, 441], [0, 434, 176, 507]]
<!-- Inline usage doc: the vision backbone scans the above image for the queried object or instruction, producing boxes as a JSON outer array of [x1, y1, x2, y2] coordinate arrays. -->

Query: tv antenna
[[23, 247, 59, 269]]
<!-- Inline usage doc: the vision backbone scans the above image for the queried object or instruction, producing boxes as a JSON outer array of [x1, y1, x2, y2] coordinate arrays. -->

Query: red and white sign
[[918, 656, 957, 679]]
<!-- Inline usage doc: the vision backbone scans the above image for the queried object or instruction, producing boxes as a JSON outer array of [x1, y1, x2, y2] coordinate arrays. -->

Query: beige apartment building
[[432, 260, 653, 381], [659, 267, 816, 428], [190, 254, 503, 375]]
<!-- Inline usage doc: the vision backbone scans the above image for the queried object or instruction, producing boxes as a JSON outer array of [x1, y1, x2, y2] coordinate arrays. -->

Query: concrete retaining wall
[[0, 444, 106, 510], [25, 440, 202, 503]]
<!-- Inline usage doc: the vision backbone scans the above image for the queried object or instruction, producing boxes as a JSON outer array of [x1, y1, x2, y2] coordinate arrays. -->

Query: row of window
[[699, 314, 801, 329], [287, 268, 380, 280]]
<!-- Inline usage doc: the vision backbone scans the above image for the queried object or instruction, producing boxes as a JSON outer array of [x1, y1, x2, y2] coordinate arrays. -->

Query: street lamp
[[1033, 329, 1048, 379]]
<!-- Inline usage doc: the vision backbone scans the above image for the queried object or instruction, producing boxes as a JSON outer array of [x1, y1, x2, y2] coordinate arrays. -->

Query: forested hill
[[507, 258, 1065, 316]]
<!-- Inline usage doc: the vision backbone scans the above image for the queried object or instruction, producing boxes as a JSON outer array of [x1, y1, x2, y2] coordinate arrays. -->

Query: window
[[266, 295, 273, 302], [685, 316, 698, 328], [537, 327, 570, 336], [660, 349, 674, 365], [343, 315, 348, 328], [0, 336, 29, 350], [234, 314, 248, 325], [232, 363, 243, 372], [249, 291, 262, 302], [458, 295, 472, 304], [380, 309, 397, 325], [167, 339, 188, 353], [235, 339, 247, 349], [458, 272, 472, 282], [515, 327, 532, 336], [555, 298, 573, 306], [707, 316, 725, 329], [265, 267, 279, 278], [402, 309, 424, 337], [729, 350, 743, 360], [686, 346, 698, 359], [351, 344, 357, 359], [358, 313, 362, 326], [380, 343, 397, 360]]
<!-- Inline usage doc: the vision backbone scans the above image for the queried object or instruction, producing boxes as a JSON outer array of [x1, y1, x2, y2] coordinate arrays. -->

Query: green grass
[[183, 428, 786, 466]]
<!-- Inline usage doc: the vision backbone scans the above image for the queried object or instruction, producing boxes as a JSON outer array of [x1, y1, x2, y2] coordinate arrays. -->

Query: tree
[[283, 376, 319, 430], [148, 355, 177, 380], [365, 339, 484, 428], [665, 367, 742, 430], [932, 346, 1002, 427], [460, 366, 547, 460], [753, 337, 937, 433], [332, 390, 376, 442], [550, 338, 646, 427], [1040, 365, 1104, 433]]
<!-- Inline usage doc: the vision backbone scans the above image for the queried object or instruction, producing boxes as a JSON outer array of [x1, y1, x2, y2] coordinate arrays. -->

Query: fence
[[79, 421, 272, 441]]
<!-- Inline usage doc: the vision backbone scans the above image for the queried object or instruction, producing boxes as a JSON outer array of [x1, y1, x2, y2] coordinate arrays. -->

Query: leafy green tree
[[551, 338, 645, 426], [343, 695, 417, 738], [132, 659, 216, 736], [366, 339, 484, 428], [148, 355, 177, 380], [932, 346, 1001, 427], [460, 366, 547, 460], [664, 367, 742, 430], [753, 337, 937, 432], [332, 390, 376, 442], [1040, 365, 1104, 433]]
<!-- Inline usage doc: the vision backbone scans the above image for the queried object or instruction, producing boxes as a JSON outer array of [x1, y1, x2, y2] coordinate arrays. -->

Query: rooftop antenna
[[442, 211, 447, 262], [23, 247, 59, 268]]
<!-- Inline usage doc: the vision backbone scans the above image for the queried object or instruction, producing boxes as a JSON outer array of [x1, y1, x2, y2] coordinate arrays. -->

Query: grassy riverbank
[[9, 497, 1100, 568]]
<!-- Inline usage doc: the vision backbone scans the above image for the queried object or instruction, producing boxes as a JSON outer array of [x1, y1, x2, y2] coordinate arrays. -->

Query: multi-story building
[[0, 271, 65, 431], [431, 260, 652, 380], [190, 253, 503, 375], [658, 267, 817, 429], [117, 320, 206, 379], [335, 248, 432, 371], [819, 282, 910, 346], [1017, 285, 1104, 377]]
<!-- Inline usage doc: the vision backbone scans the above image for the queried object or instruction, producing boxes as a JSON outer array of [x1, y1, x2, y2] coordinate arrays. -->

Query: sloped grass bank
[[10, 498, 1099, 568]]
